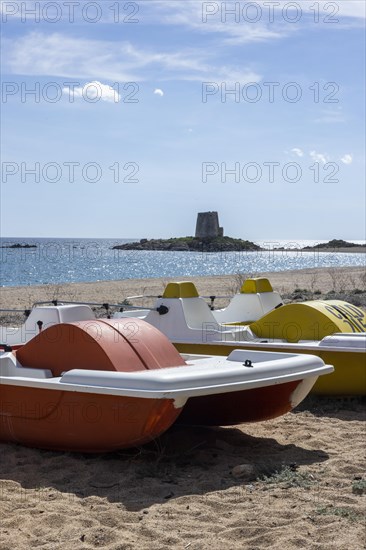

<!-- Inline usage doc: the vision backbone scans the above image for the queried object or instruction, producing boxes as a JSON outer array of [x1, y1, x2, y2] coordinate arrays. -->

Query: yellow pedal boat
[[113, 279, 366, 396]]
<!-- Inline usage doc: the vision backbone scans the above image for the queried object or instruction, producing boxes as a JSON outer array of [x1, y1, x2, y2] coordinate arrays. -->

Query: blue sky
[[1, 0, 365, 240]]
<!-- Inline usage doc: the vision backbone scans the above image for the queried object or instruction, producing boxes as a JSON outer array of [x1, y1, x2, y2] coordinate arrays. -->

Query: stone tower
[[195, 212, 223, 238]]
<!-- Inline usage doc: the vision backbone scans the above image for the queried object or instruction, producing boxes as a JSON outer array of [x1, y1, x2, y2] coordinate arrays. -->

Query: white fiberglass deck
[[0, 350, 333, 401]]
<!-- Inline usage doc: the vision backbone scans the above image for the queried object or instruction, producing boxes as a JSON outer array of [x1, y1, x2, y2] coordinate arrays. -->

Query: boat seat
[[25, 304, 95, 329], [0, 353, 53, 379], [213, 278, 283, 323], [1, 305, 96, 346], [115, 282, 257, 343], [181, 297, 221, 330], [159, 281, 221, 330], [141, 282, 250, 342]]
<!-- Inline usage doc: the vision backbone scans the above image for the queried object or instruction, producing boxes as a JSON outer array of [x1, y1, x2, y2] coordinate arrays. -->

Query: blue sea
[[0, 237, 365, 287]]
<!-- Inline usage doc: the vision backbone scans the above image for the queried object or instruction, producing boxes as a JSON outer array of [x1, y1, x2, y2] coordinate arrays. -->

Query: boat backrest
[[213, 278, 282, 323], [143, 297, 252, 343], [113, 281, 256, 343], [25, 305, 95, 330], [181, 297, 219, 329], [161, 281, 216, 327], [258, 291, 283, 313], [0, 305, 95, 346], [144, 299, 205, 340]]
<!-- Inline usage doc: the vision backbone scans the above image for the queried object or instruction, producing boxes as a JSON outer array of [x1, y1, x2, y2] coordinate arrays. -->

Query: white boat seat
[[113, 281, 270, 343], [213, 277, 283, 323], [140, 282, 249, 343], [181, 297, 219, 329], [0, 353, 53, 379], [1, 305, 95, 346]]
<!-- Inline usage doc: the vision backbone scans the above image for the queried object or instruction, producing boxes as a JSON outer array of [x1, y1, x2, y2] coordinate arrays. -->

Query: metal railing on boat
[[30, 300, 169, 315]]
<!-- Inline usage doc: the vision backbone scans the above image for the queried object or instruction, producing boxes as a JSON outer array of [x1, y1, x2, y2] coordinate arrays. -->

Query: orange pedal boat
[[0, 309, 333, 452]]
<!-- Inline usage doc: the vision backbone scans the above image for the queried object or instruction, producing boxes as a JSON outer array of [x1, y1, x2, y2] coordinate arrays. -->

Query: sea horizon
[[1, 237, 365, 288], [1, 237, 365, 245]]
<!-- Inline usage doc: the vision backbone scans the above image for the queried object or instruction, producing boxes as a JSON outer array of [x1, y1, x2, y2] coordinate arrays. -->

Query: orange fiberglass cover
[[16, 318, 186, 377]]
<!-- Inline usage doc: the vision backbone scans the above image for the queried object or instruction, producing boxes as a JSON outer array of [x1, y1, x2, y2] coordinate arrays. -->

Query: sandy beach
[[2, 0, 365, 545], [1, 267, 365, 549], [1, 265, 365, 312], [1, 399, 365, 550]]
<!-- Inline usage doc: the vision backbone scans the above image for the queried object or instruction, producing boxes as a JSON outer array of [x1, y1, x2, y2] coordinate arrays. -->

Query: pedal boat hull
[[0, 317, 334, 451]]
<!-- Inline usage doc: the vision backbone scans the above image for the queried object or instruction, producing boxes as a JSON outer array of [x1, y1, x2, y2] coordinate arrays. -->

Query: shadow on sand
[[0, 424, 329, 512]]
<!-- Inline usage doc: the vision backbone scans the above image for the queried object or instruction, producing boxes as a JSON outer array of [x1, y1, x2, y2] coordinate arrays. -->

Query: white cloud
[[3, 33, 139, 81], [1, 0, 364, 47], [2, 0, 364, 26], [310, 151, 329, 164], [147, 1, 289, 45], [3, 32, 261, 84], [291, 148, 304, 158], [279, 0, 365, 19], [145, 1, 365, 46], [341, 154, 353, 165], [62, 81, 121, 102], [333, 1, 366, 19], [154, 88, 164, 96], [314, 108, 346, 124]]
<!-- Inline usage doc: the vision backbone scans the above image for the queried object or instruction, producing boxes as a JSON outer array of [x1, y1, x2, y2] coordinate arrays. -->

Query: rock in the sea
[[170, 243, 190, 251], [112, 236, 261, 252]]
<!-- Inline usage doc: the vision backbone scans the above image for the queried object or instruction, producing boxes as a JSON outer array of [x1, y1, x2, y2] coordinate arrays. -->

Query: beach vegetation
[[227, 272, 257, 295], [258, 465, 315, 489], [315, 505, 362, 522], [352, 478, 366, 495], [303, 239, 365, 249]]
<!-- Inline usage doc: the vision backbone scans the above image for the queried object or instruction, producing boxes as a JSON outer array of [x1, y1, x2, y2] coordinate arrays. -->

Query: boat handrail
[[125, 294, 231, 311], [31, 299, 168, 314], [125, 294, 162, 300], [201, 295, 230, 299], [200, 295, 231, 309]]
